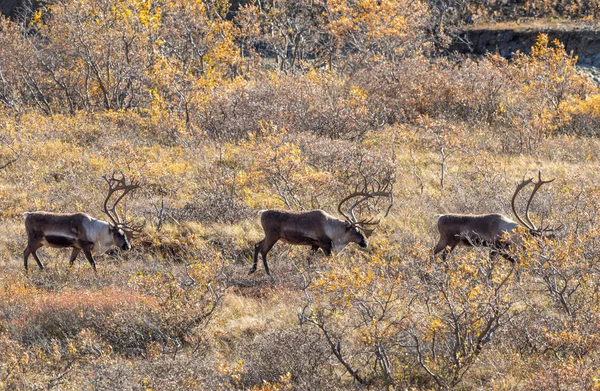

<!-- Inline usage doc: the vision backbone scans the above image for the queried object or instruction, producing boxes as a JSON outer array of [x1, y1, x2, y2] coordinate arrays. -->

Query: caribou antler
[[337, 177, 394, 236], [511, 177, 535, 230], [102, 172, 143, 236], [511, 171, 559, 234], [524, 172, 555, 231]]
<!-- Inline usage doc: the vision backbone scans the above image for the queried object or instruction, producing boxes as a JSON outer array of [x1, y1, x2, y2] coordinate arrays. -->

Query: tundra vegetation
[[0, 0, 600, 390]]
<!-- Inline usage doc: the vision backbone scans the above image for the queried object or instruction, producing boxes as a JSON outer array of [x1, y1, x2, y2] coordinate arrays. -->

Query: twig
[[0, 140, 20, 170]]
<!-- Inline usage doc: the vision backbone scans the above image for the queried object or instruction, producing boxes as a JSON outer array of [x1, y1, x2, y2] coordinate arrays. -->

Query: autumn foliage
[[0, 0, 600, 389]]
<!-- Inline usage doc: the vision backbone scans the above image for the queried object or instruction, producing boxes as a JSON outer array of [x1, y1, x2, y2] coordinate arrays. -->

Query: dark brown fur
[[432, 214, 519, 262], [23, 211, 130, 272], [433, 173, 561, 263], [250, 210, 366, 275]]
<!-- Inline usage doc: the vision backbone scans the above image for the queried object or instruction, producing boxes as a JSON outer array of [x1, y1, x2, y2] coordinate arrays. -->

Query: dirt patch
[[450, 25, 600, 67]]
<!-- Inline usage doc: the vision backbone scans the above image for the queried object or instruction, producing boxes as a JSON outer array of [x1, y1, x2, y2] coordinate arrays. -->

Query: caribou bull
[[23, 173, 142, 272], [250, 183, 393, 275], [433, 171, 563, 262]]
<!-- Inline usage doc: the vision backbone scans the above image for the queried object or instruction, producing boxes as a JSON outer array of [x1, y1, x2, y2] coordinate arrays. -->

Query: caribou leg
[[308, 245, 320, 266], [23, 246, 32, 271], [433, 239, 457, 261], [69, 248, 82, 266], [23, 242, 44, 271], [250, 239, 264, 275], [259, 237, 279, 276], [318, 238, 333, 256], [432, 240, 448, 257], [31, 250, 45, 271], [250, 236, 278, 275], [441, 244, 457, 261], [81, 246, 97, 272]]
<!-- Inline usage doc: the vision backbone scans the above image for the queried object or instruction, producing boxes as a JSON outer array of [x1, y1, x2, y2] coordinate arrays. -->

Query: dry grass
[[0, 2, 600, 388]]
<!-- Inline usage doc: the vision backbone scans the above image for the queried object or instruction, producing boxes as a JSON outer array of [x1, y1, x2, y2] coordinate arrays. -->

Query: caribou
[[433, 171, 563, 262], [23, 173, 142, 272], [250, 183, 393, 275]]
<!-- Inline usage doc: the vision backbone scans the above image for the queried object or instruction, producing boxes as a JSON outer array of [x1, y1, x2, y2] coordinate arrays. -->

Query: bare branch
[[0, 139, 20, 170]]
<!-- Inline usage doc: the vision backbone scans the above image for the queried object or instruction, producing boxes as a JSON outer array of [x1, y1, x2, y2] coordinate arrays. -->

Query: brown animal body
[[432, 213, 519, 262], [250, 176, 393, 275], [22, 172, 141, 272], [250, 210, 367, 275], [432, 172, 562, 262], [23, 212, 130, 271]]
